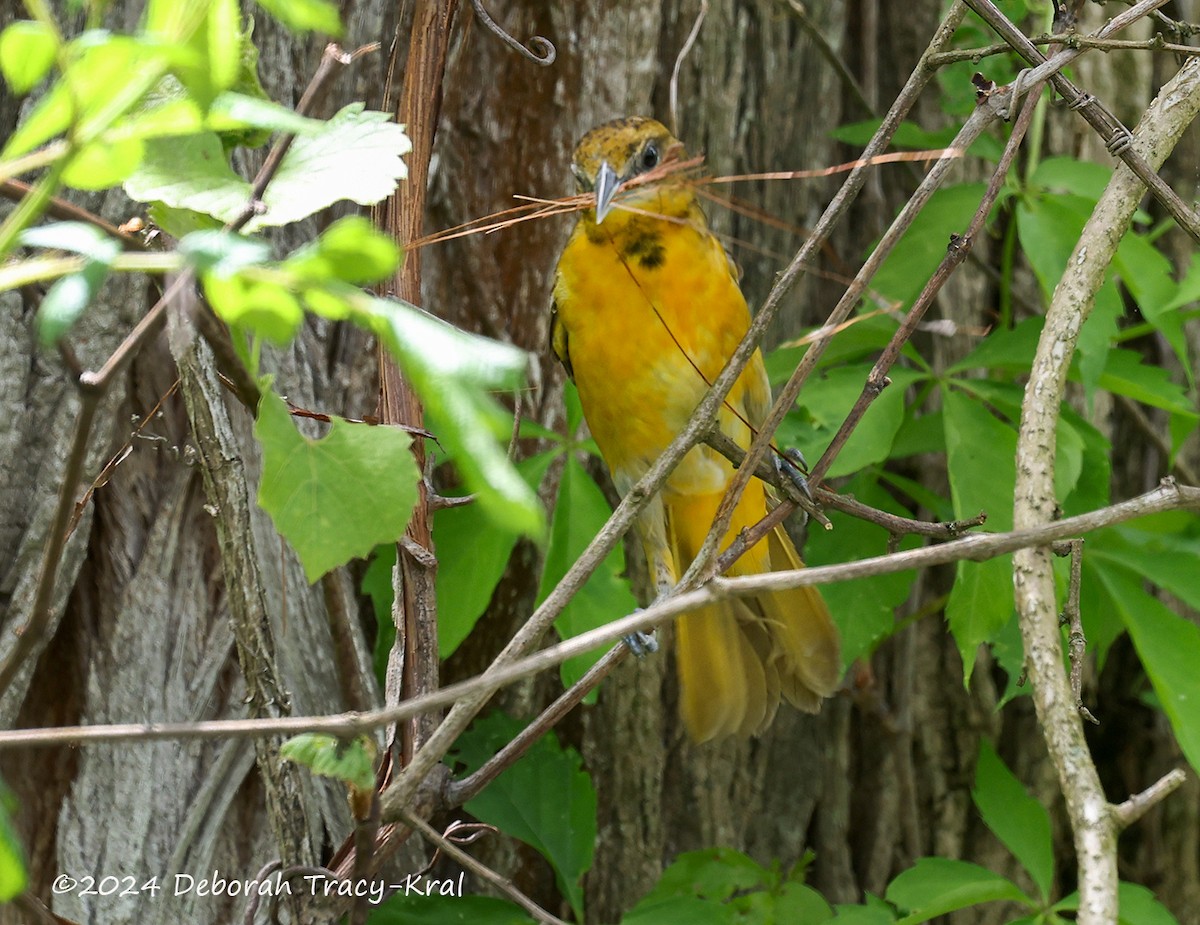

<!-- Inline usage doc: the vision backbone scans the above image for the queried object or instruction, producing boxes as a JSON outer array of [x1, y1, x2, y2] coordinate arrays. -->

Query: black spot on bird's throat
[[625, 231, 665, 269]]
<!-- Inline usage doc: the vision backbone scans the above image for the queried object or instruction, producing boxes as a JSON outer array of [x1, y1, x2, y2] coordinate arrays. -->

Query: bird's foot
[[622, 627, 659, 657], [775, 448, 814, 503]]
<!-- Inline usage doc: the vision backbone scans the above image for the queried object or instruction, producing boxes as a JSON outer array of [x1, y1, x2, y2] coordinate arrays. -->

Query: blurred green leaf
[[255, 389, 419, 582], [0, 778, 27, 902], [1099, 349, 1197, 420], [254, 0, 342, 35], [367, 296, 542, 538], [972, 740, 1053, 900], [873, 183, 998, 309], [0, 20, 59, 95], [284, 215, 401, 285], [20, 223, 122, 347], [886, 857, 1029, 923], [781, 365, 925, 479], [451, 712, 596, 922], [124, 131, 252, 222], [203, 273, 304, 343], [179, 229, 271, 275], [280, 733, 375, 791]]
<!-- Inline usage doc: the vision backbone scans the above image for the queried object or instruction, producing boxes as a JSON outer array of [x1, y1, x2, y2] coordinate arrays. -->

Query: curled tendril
[[471, 0, 556, 66]]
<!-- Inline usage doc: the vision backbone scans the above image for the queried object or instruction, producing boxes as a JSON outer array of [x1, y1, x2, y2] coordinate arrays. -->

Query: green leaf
[[179, 229, 271, 275], [1115, 881, 1182, 925], [622, 848, 770, 925], [539, 453, 638, 691], [1099, 349, 1197, 419], [285, 216, 401, 285], [124, 131, 252, 223], [19, 221, 122, 261], [807, 472, 919, 667], [244, 103, 410, 231], [36, 261, 111, 346], [943, 390, 1016, 679], [254, 0, 342, 35], [203, 273, 304, 343], [206, 0, 242, 91], [873, 183, 997, 309], [255, 388, 420, 582], [0, 20, 59, 94], [435, 452, 555, 658], [1029, 156, 1113, 201], [781, 365, 926, 478], [368, 894, 535, 925], [207, 90, 324, 136], [280, 733, 376, 791], [947, 316, 1043, 375], [886, 857, 1030, 923], [451, 712, 596, 922], [972, 740, 1053, 900], [824, 903, 898, 925], [3, 34, 157, 158], [0, 778, 27, 902], [366, 296, 543, 538], [1102, 564, 1200, 774]]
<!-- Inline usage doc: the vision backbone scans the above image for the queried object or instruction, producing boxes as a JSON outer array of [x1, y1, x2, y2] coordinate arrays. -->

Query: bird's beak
[[594, 160, 620, 224]]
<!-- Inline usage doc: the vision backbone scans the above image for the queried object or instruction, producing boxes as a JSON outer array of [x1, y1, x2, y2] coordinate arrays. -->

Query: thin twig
[[469, 0, 555, 65], [1059, 539, 1099, 724], [927, 32, 1200, 67], [1113, 769, 1188, 829], [0, 178, 144, 247], [964, 0, 1200, 243], [444, 644, 630, 806], [403, 811, 571, 925], [783, 0, 876, 116], [0, 482, 1193, 753], [669, 0, 708, 138]]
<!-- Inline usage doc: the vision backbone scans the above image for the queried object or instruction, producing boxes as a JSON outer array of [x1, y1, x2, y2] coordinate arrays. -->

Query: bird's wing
[[549, 299, 574, 381]]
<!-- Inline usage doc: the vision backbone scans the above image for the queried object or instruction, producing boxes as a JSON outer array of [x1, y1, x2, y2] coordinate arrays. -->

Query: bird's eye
[[641, 143, 659, 171]]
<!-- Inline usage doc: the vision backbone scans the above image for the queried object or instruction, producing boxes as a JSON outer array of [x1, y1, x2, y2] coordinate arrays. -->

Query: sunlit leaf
[[280, 733, 376, 791], [887, 857, 1029, 923], [0, 20, 59, 94]]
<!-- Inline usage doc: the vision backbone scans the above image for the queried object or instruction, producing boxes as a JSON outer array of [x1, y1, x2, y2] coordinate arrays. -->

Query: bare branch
[[1114, 769, 1189, 830], [1059, 539, 1099, 725], [0, 482, 1193, 754]]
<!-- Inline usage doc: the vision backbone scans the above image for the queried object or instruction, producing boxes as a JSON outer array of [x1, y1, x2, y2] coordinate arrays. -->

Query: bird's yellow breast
[[553, 203, 758, 492]]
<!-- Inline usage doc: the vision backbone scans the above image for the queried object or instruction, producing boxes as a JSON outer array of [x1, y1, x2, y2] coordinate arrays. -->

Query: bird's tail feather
[[666, 482, 841, 742]]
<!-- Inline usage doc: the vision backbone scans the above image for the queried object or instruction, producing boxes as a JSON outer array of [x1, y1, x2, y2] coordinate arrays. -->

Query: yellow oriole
[[551, 117, 841, 742]]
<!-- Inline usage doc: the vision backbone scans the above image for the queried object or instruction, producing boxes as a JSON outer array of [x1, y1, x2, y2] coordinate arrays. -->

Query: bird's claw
[[622, 628, 659, 657], [775, 448, 814, 503]]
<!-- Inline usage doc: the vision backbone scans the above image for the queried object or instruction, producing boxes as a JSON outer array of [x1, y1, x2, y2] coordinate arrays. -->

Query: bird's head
[[570, 117, 688, 224]]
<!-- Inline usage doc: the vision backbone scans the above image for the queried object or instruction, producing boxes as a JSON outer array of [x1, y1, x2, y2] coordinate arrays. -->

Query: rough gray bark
[[3, 2, 1198, 924]]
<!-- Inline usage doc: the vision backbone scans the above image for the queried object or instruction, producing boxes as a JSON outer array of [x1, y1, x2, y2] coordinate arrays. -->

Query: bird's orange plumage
[[551, 117, 841, 741]]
